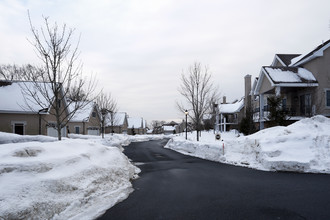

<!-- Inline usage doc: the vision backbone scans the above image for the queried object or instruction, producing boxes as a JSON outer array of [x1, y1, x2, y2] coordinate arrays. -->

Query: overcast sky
[[1, 0, 329, 123]]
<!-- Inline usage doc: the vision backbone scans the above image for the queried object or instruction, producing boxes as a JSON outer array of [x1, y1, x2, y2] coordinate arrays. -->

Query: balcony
[[253, 104, 313, 122]]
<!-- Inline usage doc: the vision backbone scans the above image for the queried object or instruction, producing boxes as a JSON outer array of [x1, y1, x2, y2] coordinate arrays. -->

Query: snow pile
[[0, 133, 140, 220], [0, 131, 56, 144], [166, 116, 330, 173], [127, 134, 168, 142]]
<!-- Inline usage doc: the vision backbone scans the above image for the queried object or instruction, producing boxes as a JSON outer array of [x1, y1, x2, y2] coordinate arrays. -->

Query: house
[[105, 112, 129, 134], [252, 39, 330, 129], [67, 102, 101, 135], [127, 117, 146, 135], [0, 80, 68, 137], [162, 121, 179, 135], [218, 96, 245, 131]]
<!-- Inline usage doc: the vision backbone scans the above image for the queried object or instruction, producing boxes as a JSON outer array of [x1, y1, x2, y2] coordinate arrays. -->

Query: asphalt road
[[97, 139, 330, 220]]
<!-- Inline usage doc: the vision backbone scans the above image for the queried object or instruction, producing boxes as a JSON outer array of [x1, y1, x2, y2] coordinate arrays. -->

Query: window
[[75, 126, 80, 134], [92, 111, 96, 117], [11, 121, 26, 135], [282, 98, 287, 111], [326, 90, 330, 107], [14, 123, 24, 135]]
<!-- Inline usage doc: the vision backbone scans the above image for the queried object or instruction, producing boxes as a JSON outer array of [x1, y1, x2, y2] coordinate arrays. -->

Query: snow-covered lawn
[[0, 133, 165, 220], [166, 115, 330, 173]]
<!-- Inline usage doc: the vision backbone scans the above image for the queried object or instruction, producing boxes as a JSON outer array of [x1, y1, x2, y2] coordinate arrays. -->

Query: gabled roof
[[219, 97, 244, 114], [69, 102, 98, 122], [127, 117, 143, 129], [250, 77, 259, 96], [0, 80, 53, 114], [292, 39, 330, 66], [263, 66, 317, 84], [254, 66, 318, 95], [272, 54, 301, 67], [105, 112, 127, 127]]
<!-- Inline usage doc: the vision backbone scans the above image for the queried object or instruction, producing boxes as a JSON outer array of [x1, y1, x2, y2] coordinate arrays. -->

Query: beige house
[[0, 80, 68, 136], [105, 112, 128, 134], [67, 102, 101, 135], [218, 97, 245, 131], [127, 117, 146, 135], [252, 39, 330, 129], [162, 121, 179, 135]]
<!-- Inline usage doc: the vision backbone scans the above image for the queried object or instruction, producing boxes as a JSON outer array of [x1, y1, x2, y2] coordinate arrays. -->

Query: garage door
[[47, 124, 67, 137], [87, 127, 99, 136]]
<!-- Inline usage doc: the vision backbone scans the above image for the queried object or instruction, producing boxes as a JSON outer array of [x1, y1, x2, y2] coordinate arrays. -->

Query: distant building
[[105, 112, 129, 134], [67, 102, 101, 135], [127, 117, 146, 135], [162, 121, 179, 135], [218, 97, 244, 131]]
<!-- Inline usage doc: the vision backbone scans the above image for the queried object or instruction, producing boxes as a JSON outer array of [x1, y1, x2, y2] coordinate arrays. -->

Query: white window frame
[[325, 89, 330, 108], [74, 126, 81, 134], [11, 121, 26, 135]]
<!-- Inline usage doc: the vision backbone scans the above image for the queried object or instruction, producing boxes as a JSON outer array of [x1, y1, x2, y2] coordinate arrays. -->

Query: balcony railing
[[253, 104, 313, 120]]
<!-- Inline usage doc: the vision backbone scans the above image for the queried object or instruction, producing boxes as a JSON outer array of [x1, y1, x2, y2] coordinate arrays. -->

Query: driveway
[[97, 139, 330, 220]]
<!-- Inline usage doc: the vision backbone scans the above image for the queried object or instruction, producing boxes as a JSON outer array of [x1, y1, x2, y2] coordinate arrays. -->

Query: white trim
[[254, 69, 265, 95], [273, 83, 319, 87], [294, 43, 330, 66], [11, 121, 27, 126], [11, 121, 26, 135], [254, 68, 275, 95], [74, 125, 81, 134], [271, 54, 286, 67]]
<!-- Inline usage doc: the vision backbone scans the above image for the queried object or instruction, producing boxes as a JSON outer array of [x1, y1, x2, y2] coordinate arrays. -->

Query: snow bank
[[0, 133, 145, 220], [0, 131, 56, 144], [166, 116, 330, 173]]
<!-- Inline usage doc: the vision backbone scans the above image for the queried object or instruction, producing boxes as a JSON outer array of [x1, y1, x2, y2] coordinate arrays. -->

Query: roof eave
[[273, 83, 319, 87]]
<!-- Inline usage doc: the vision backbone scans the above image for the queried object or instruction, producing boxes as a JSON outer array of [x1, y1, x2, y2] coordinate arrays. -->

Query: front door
[[300, 94, 312, 116], [14, 123, 24, 135]]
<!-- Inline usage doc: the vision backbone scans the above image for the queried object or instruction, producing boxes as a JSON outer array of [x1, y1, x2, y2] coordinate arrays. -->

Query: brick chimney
[[222, 96, 226, 104]]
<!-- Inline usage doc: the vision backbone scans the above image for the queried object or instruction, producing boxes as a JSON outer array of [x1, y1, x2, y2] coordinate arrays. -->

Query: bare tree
[[0, 64, 42, 81], [20, 14, 96, 140], [177, 62, 218, 141], [96, 91, 117, 138]]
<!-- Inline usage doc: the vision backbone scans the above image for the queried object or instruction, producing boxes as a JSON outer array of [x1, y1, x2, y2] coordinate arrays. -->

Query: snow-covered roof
[[203, 114, 212, 120], [69, 102, 96, 122], [0, 81, 53, 114], [291, 39, 330, 67], [127, 117, 143, 129], [254, 66, 319, 95], [163, 125, 176, 131], [105, 112, 127, 126], [219, 98, 244, 114], [263, 67, 318, 85]]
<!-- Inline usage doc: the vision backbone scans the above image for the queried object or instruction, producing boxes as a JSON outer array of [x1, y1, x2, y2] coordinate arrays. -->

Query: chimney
[[222, 96, 226, 104], [244, 74, 252, 115]]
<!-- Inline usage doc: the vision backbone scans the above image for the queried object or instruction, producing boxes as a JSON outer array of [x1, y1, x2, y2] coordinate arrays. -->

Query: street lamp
[[185, 109, 188, 140]]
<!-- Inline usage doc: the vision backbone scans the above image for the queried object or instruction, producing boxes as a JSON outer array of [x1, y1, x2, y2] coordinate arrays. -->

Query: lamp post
[[185, 109, 188, 140]]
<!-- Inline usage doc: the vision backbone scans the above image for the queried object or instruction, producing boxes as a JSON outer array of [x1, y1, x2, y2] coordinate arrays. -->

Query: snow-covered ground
[[166, 115, 330, 173], [0, 133, 165, 220]]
